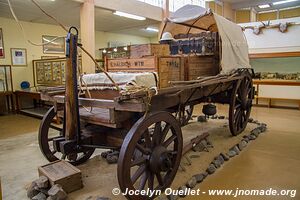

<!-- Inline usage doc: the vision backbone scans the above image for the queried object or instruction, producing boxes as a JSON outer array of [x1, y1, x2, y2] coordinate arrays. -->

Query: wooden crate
[[158, 57, 184, 88], [130, 44, 170, 58], [38, 160, 82, 193], [184, 55, 219, 81], [106, 56, 184, 88]]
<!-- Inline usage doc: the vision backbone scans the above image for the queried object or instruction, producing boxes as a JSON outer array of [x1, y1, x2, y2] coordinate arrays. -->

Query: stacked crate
[[105, 40, 220, 88], [184, 55, 220, 80], [130, 44, 170, 58], [106, 56, 184, 88]]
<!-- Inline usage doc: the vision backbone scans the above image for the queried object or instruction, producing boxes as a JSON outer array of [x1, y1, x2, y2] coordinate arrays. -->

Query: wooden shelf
[[253, 79, 300, 86], [249, 51, 300, 59]]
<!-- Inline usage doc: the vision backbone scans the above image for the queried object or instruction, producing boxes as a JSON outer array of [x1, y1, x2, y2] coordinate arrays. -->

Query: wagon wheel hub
[[150, 146, 173, 173], [241, 96, 249, 110]]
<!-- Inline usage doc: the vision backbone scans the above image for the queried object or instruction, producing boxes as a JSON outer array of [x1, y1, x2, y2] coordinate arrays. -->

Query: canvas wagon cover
[[161, 5, 251, 73]]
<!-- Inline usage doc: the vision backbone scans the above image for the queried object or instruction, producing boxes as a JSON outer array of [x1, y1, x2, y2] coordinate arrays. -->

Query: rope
[[9, 0, 154, 114], [7, 0, 65, 46], [7, 0, 119, 90]]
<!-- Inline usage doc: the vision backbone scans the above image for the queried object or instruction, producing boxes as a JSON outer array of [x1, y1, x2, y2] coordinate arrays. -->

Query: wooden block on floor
[[38, 160, 82, 193]]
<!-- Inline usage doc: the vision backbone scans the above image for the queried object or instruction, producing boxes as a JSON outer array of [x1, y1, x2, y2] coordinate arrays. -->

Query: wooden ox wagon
[[38, 5, 254, 200]]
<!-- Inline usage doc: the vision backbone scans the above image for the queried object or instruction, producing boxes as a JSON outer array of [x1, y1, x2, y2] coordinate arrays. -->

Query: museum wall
[[236, 10, 251, 23], [223, 2, 235, 22], [207, 1, 235, 22], [241, 17, 300, 53], [240, 17, 300, 108], [0, 17, 151, 90]]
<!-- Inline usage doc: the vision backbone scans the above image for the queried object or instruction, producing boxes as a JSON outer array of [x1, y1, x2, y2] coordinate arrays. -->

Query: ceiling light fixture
[[146, 27, 159, 32], [258, 4, 271, 8], [273, 0, 298, 5], [113, 11, 146, 21]]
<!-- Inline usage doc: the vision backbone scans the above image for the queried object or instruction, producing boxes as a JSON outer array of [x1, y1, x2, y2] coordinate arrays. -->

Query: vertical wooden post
[[80, 0, 95, 74], [158, 0, 170, 41], [65, 33, 80, 141]]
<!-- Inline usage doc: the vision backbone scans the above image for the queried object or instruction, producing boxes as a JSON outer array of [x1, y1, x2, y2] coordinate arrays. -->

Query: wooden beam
[[65, 34, 80, 140]]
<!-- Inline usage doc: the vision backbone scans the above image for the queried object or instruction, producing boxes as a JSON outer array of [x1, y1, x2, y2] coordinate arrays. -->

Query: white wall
[[240, 17, 300, 53], [240, 17, 300, 108], [0, 17, 151, 90]]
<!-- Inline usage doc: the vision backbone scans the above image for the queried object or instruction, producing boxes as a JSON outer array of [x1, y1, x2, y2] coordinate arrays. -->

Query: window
[[137, 0, 206, 12]]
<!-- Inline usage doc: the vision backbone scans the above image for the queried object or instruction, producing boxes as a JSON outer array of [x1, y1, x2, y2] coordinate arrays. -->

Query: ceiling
[[224, 0, 300, 12], [0, 0, 160, 37], [1, 0, 299, 37]]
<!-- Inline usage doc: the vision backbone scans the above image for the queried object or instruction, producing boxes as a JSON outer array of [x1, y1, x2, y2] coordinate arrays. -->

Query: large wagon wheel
[[118, 111, 183, 200], [39, 106, 95, 165], [229, 74, 253, 136], [177, 105, 194, 126]]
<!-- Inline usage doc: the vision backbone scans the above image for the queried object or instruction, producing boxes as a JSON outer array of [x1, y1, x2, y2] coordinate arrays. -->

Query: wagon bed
[[38, 5, 254, 200]]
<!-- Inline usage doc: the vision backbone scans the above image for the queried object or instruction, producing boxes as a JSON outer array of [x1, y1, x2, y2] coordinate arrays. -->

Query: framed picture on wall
[[10, 48, 27, 66], [42, 35, 65, 54], [0, 28, 4, 59]]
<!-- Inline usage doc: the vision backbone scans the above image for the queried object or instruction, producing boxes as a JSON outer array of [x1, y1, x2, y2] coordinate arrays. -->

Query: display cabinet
[[0, 65, 13, 92], [0, 65, 14, 113]]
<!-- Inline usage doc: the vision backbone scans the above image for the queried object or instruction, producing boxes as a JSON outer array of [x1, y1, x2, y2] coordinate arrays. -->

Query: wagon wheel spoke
[[156, 172, 164, 186], [234, 108, 241, 122], [167, 150, 178, 155], [136, 144, 151, 155], [138, 171, 149, 190], [148, 172, 154, 190], [154, 122, 162, 135], [48, 136, 63, 141], [163, 135, 177, 148], [131, 164, 146, 184], [49, 125, 63, 132], [160, 124, 171, 144], [131, 157, 147, 167], [234, 103, 241, 110], [143, 129, 152, 148]]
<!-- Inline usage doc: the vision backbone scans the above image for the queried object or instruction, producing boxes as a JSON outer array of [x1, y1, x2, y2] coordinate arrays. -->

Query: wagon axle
[[150, 146, 174, 173]]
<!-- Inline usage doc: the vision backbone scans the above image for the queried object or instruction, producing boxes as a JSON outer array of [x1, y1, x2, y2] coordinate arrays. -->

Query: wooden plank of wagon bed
[[53, 95, 146, 112], [158, 75, 241, 95], [79, 107, 118, 128]]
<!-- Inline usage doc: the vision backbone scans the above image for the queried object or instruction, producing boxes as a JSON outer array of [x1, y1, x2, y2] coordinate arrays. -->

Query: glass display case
[[0, 65, 13, 92]]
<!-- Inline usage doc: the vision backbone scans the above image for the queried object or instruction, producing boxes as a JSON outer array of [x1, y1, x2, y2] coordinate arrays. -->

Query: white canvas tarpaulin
[[82, 72, 157, 90], [161, 5, 251, 74]]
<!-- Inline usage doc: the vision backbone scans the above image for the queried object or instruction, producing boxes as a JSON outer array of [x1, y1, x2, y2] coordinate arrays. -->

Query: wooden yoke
[[65, 30, 80, 141]]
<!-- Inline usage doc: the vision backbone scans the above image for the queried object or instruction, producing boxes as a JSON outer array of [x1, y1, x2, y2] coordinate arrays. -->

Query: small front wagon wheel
[[117, 111, 183, 200], [39, 106, 95, 165]]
